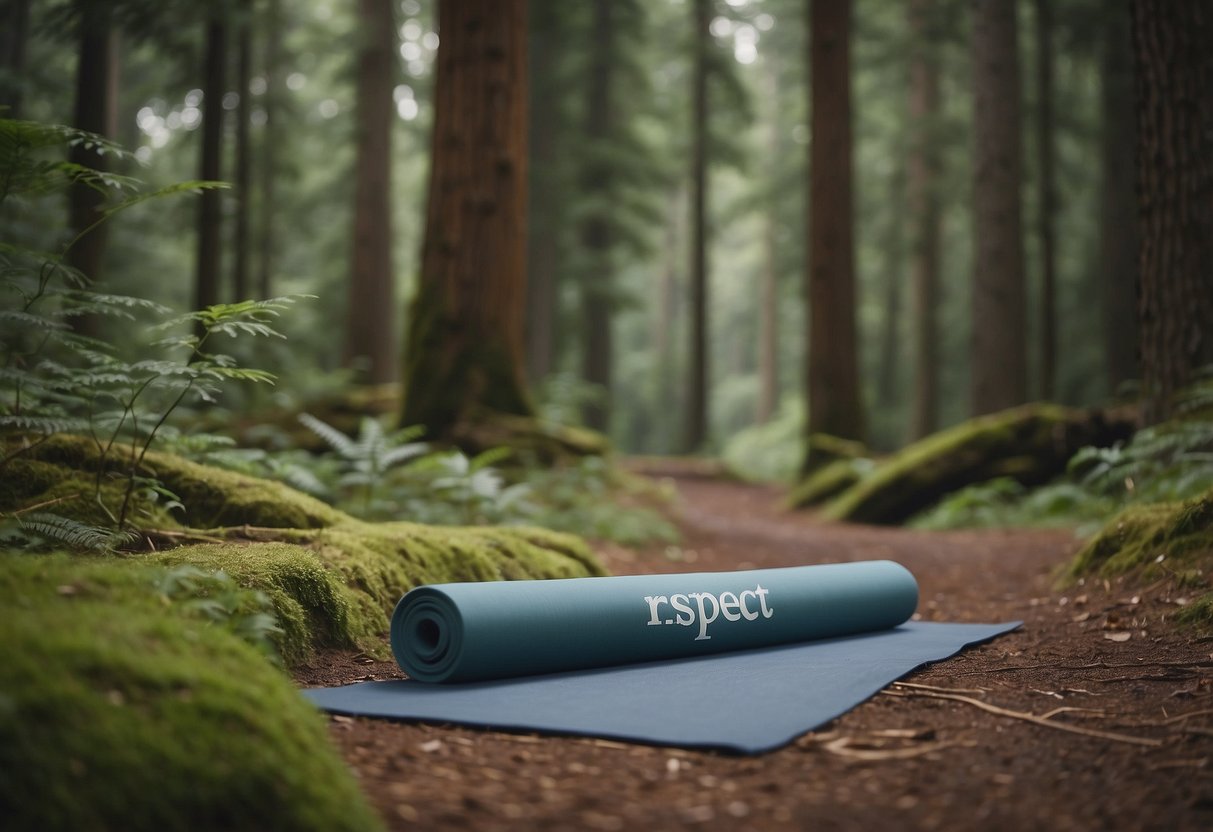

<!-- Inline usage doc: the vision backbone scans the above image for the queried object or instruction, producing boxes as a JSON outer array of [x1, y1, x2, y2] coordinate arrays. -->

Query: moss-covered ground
[[1, 434, 607, 829], [0, 554, 383, 831]]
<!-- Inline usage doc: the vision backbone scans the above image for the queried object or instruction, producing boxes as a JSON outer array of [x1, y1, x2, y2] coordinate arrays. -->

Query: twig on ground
[[139, 528, 229, 546], [821, 736, 958, 762], [884, 688, 1164, 747], [895, 681, 987, 696], [958, 660, 1213, 676]]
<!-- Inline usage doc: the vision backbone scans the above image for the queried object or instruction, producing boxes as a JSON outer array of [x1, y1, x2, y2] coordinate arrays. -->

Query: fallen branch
[[895, 681, 987, 696], [822, 736, 958, 762], [884, 688, 1163, 747]]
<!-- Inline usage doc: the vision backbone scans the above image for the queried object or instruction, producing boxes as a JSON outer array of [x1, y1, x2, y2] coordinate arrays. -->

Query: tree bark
[[579, 0, 615, 432], [257, 0, 282, 300], [804, 0, 864, 472], [524, 3, 559, 385], [1132, 0, 1213, 422], [66, 0, 119, 300], [907, 0, 941, 440], [1101, 0, 1137, 395], [970, 0, 1027, 415], [876, 172, 904, 415], [400, 0, 533, 435], [0, 0, 31, 116], [683, 0, 710, 453], [193, 17, 226, 316], [1034, 0, 1057, 401], [232, 0, 253, 301], [344, 0, 396, 384]]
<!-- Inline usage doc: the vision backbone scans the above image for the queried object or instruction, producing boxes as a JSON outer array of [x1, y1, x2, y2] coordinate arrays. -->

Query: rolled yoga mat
[[392, 561, 919, 683], [303, 562, 1020, 753]]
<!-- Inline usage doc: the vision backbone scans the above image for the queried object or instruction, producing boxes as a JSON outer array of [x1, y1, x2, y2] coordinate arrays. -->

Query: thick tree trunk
[[193, 18, 226, 316], [579, 0, 615, 433], [1101, 0, 1135, 395], [683, 0, 710, 453], [1133, 0, 1213, 423], [257, 0, 282, 300], [907, 0, 941, 440], [654, 188, 683, 451], [970, 0, 1027, 415], [804, 0, 863, 472], [0, 0, 31, 116], [66, 0, 119, 301], [524, 6, 558, 385], [232, 0, 253, 301], [1034, 0, 1057, 401], [344, 0, 396, 384], [1101, 0, 1137, 394], [400, 0, 533, 435]]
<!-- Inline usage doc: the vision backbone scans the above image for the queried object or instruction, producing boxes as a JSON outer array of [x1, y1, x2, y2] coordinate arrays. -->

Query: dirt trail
[[299, 475, 1213, 831]]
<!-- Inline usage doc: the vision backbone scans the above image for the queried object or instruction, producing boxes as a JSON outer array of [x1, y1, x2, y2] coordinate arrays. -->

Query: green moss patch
[[816, 404, 1133, 525], [0, 554, 381, 831], [1064, 486, 1213, 580]]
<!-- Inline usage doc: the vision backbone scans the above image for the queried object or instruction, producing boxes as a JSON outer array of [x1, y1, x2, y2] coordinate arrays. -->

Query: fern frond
[[0, 414, 91, 434], [298, 412, 355, 456], [17, 512, 134, 551]]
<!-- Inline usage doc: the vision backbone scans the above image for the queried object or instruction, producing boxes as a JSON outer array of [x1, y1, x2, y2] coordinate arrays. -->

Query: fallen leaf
[[1104, 632, 1132, 642]]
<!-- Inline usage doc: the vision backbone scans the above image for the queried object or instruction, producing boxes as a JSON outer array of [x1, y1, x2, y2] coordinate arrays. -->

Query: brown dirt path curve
[[297, 474, 1213, 831]]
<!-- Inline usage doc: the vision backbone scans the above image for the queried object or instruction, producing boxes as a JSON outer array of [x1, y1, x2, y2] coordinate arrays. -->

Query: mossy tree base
[[809, 404, 1135, 525]]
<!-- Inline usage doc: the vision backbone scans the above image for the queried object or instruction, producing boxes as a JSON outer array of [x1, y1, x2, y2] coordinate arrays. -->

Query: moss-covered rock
[[816, 404, 1134, 525], [1064, 486, 1213, 579], [0, 554, 382, 831]]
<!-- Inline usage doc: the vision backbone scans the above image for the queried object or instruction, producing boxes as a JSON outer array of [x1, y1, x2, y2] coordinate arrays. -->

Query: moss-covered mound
[[4, 435, 606, 666], [7, 434, 343, 529], [0, 554, 382, 831], [816, 404, 1134, 525], [1064, 486, 1213, 580], [802, 432, 868, 477]]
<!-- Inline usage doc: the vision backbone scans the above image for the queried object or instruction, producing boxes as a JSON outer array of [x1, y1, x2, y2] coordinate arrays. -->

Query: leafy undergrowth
[[0, 554, 382, 831]]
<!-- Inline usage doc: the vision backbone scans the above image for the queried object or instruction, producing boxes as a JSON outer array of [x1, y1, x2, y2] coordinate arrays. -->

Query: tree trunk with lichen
[[400, 0, 534, 441]]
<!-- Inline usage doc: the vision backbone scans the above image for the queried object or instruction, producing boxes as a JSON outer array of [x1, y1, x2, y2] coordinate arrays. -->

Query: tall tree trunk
[[0, 0, 31, 116], [654, 187, 683, 452], [907, 0, 941, 440], [1034, 0, 1057, 400], [257, 0, 282, 300], [875, 172, 904, 414], [232, 0, 253, 301], [1101, 0, 1137, 395], [66, 0, 119, 304], [400, 0, 533, 434], [525, 4, 558, 386], [970, 0, 1027, 415], [683, 0, 710, 452], [1132, 0, 1213, 423], [756, 67, 780, 425], [804, 0, 863, 472], [344, 0, 396, 384], [579, 0, 615, 432], [194, 18, 227, 317]]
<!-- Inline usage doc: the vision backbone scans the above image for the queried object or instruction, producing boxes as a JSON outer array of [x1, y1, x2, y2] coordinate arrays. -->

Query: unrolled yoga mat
[[303, 562, 1020, 753]]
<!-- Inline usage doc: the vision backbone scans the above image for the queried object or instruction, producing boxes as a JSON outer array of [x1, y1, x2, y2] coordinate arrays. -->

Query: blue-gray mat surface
[[303, 620, 1018, 753]]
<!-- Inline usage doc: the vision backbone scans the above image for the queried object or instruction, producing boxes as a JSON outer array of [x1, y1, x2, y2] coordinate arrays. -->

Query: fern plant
[[297, 413, 429, 515], [1, 117, 303, 537]]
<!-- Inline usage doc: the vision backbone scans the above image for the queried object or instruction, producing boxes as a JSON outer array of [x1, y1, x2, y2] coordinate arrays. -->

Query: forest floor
[[294, 467, 1213, 831]]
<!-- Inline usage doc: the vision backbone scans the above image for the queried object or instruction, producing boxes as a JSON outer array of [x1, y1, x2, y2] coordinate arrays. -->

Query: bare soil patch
[[295, 475, 1213, 831]]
